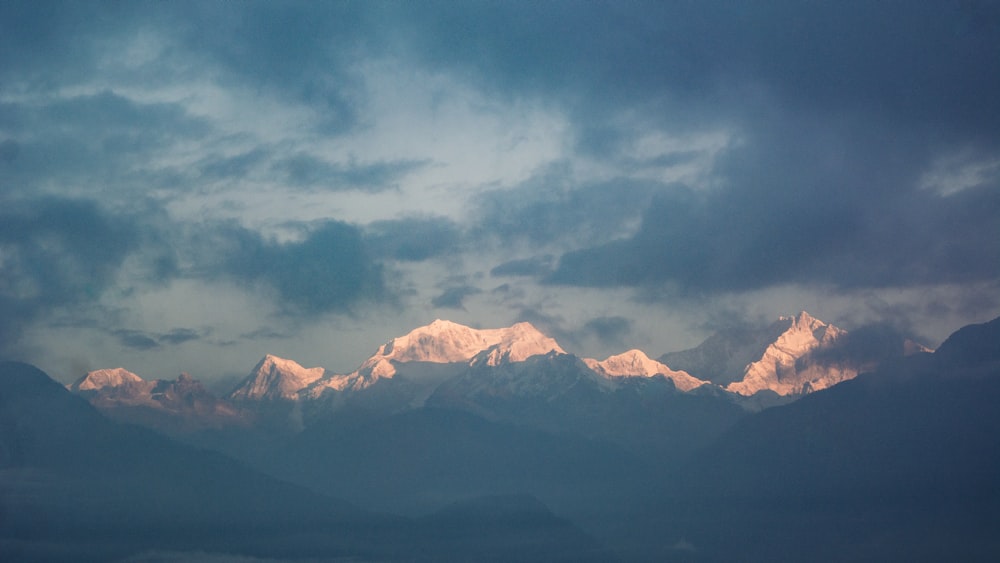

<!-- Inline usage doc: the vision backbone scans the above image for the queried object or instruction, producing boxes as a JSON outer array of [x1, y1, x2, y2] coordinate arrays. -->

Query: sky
[[1, 0, 998, 384]]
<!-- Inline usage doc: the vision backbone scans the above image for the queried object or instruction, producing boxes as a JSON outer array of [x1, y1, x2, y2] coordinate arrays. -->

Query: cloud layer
[[2, 1, 998, 378]]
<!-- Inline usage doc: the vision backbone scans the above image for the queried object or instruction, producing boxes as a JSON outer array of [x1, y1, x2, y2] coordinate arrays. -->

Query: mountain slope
[[375, 319, 565, 364], [1, 361, 611, 562], [262, 405, 655, 527], [68, 367, 143, 392], [0, 361, 370, 562], [727, 311, 847, 395], [69, 370, 248, 435], [228, 354, 327, 402], [305, 319, 566, 397], [659, 311, 919, 396], [427, 351, 747, 460], [646, 317, 1000, 561]]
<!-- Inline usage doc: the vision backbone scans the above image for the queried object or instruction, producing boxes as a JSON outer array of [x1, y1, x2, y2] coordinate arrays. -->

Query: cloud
[[240, 327, 290, 341], [432, 285, 482, 310], [1, 1, 998, 373], [399, 1, 1000, 298], [0, 196, 392, 356], [364, 216, 463, 262], [196, 149, 272, 182], [197, 220, 387, 315], [579, 316, 633, 349], [0, 91, 210, 199], [548, 116, 1000, 294], [112, 327, 203, 350], [154, 3, 372, 135], [392, 2, 1000, 142], [158, 328, 202, 346], [490, 255, 554, 278], [808, 323, 925, 368], [275, 153, 428, 193], [471, 165, 662, 249], [113, 330, 160, 351], [0, 139, 18, 163], [0, 198, 140, 347]]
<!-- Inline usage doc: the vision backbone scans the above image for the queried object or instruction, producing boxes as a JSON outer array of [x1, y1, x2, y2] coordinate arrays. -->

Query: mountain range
[[4, 311, 996, 561], [71, 311, 915, 429]]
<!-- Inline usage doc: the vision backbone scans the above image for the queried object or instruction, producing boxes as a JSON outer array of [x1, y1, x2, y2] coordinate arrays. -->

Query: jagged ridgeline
[[72, 312, 926, 434]]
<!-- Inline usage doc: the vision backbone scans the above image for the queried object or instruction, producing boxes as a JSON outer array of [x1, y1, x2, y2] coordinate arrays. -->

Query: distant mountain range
[[7, 312, 995, 561], [70, 311, 927, 434]]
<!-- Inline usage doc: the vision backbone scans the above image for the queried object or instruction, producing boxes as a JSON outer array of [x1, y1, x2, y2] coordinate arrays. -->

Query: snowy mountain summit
[[659, 311, 867, 396], [229, 354, 327, 402], [69, 367, 143, 392], [75, 311, 922, 431], [319, 319, 567, 392], [583, 350, 707, 391], [234, 320, 568, 401], [728, 311, 847, 395], [375, 319, 565, 365], [68, 367, 244, 432]]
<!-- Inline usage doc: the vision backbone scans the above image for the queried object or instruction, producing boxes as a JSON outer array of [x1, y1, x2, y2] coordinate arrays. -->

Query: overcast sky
[[2, 0, 998, 383]]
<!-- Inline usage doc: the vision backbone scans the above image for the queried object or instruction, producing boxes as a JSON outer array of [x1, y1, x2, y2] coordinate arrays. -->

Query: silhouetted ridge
[[1, 360, 68, 394], [934, 315, 1000, 367], [655, 318, 1000, 561]]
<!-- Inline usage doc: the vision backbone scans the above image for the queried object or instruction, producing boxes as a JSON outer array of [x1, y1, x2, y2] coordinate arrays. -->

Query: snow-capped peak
[[228, 354, 327, 402], [774, 311, 845, 355], [583, 350, 707, 391], [69, 368, 143, 392], [304, 320, 568, 397], [373, 319, 565, 365], [726, 312, 849, 396]]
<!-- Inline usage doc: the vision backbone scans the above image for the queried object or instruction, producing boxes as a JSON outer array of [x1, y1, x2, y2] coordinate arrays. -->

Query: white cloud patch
[[920, 149, 1000, 196]]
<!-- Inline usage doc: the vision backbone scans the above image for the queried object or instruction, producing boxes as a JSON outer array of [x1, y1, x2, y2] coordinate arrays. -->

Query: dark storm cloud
[[170, 1, 373, 134], [510, 308, 634, 357], [548, 60, 1000, 293], [808, 323, 926, 368], [112, 327, 203, 350], [431, 285, 482, 310], [0, 0, 997, 332], [0, 0, 128, 88], [0, 139, 19, 163], [365, 216, 463, 262], [393, 1, 1000, 140], [0, 91, 210, 197], [200, 220, 387, 315], [0, 1, 371, 134], [6, 2, 999, 145], [579, 316, 633, 349], [197, 149, 272, 182], [513, 308, 567, 342], [113, 329, 160, 351], [472, 167, 662, 248], [0, 198, 392, 352], [490, 255, 555, 278], [275, 154, 428, 193], [530, 314, 634, 355], [395, 1, 1000, 294], [0, 198, 139, 346], [240, 327, 289, 341], [549, 152, 1000, 292], [159, 328, 202, 346]]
